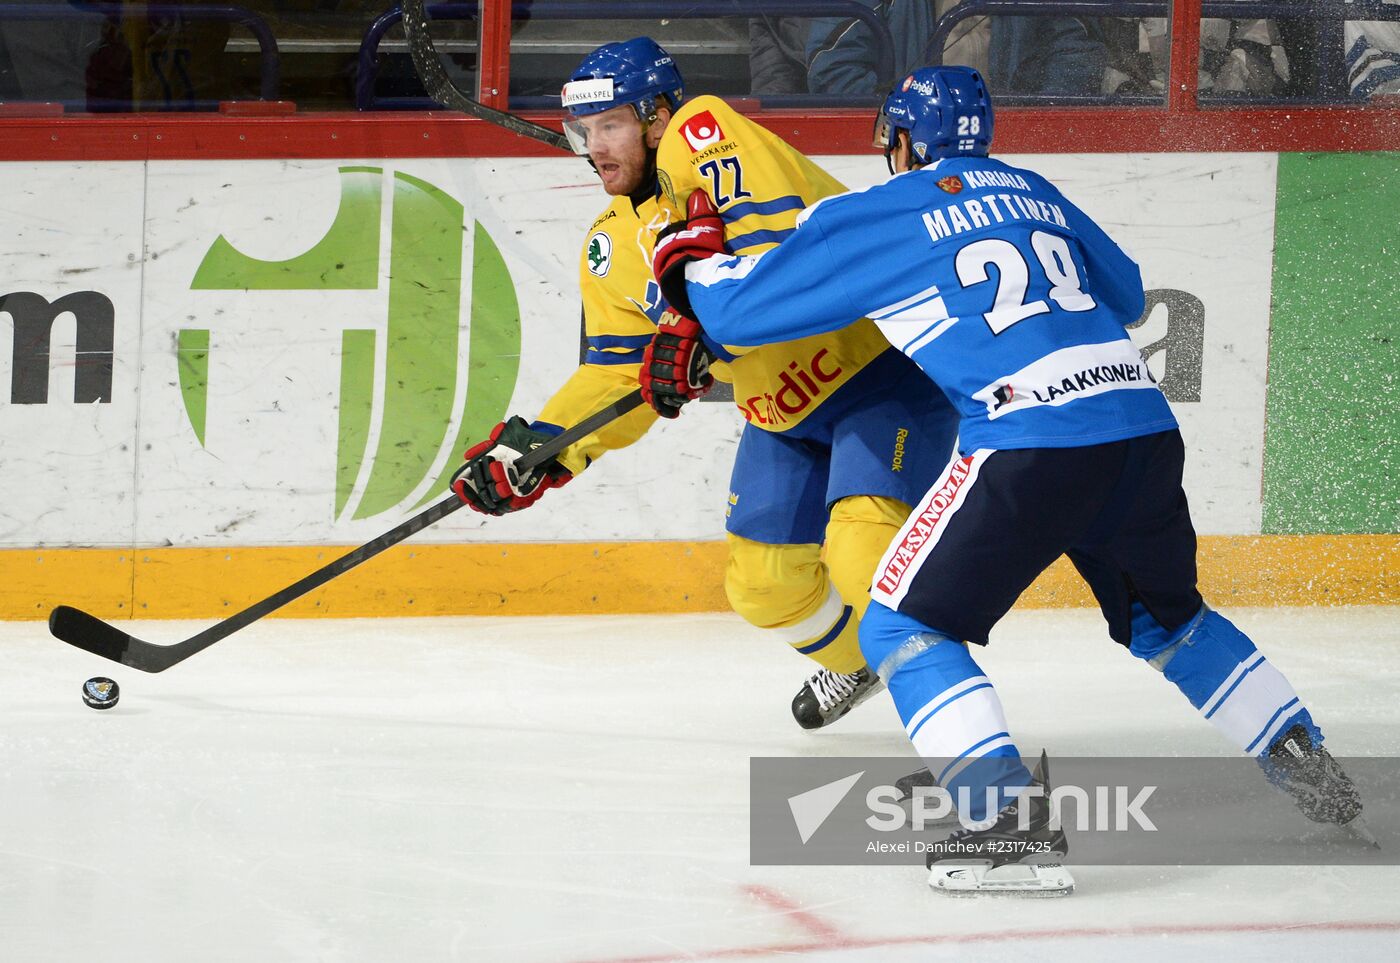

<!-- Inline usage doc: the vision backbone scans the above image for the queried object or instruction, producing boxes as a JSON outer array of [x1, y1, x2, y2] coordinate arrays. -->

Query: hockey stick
[[399, 0, 572, 151], [48, 390, 645, 673]]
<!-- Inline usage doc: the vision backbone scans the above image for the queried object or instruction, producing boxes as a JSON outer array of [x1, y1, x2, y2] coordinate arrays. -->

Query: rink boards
[[0, 152, 1395, 617]]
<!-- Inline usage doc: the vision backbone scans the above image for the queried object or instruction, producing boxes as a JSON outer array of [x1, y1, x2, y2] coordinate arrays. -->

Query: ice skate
[[894, 767, 961, 829], [926, 751, 1075, 897], [1262, 724, 1378, 847], [791, 666, 884, 730]]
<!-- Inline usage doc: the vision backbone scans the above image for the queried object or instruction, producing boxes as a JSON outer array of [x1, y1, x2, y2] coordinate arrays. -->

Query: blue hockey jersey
[[683, 157, 1178, 453]]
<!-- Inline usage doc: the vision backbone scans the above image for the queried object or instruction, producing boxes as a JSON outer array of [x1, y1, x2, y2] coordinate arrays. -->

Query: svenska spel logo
[[681, 111, 725, 152]]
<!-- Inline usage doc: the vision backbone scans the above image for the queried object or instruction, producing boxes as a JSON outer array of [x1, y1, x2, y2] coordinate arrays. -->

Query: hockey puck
[[82, 677, 120, 710]]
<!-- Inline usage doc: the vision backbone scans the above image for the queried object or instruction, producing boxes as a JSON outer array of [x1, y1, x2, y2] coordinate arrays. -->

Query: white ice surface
[[1, 607, 1397, 962]]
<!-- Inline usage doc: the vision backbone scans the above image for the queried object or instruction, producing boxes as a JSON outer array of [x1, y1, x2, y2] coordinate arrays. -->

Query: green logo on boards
[[184, 167, 521, 520]]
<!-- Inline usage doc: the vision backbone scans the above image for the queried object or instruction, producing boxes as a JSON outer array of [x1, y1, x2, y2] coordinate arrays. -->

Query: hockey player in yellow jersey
[[452, 38, 958, 729]]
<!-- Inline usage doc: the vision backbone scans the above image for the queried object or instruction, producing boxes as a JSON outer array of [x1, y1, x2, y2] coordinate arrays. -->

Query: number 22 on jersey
[[697, 157, 752, 207]]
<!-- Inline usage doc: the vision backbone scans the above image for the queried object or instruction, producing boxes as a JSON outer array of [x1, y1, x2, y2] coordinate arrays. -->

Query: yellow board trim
[[2, 535, 1396, 621]]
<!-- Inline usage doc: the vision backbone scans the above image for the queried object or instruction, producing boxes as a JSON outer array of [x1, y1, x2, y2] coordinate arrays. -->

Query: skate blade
[[928, 860, 1075, 897], [1344, 815, 1381, 849]]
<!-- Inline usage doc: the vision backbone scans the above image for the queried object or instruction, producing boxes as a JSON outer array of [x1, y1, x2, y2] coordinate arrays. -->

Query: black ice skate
[[1262, 724, 1378, 846], [894, 767, 960, 829], [791, 666, 884, 730], [926, 751, 1075, 897]]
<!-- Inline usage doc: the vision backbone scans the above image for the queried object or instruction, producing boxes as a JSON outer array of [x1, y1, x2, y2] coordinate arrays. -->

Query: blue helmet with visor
[[561, 37, 685, 156], [873, 66, 993, 172]]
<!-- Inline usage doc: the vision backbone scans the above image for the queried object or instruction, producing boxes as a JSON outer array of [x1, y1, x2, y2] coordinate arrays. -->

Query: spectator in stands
[[0, 0, 102, 104], [806, 0, 988, 96], [750, 15, 809, 94], [987, 10, 1107, 97]]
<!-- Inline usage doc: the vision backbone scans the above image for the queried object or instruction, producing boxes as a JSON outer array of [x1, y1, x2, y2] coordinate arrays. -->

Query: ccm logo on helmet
[[739, 349, 843, 425]]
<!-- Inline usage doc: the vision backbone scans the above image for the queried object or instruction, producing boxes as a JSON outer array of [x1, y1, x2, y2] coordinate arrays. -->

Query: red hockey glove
[[640, 309, 715, 419], [652, 189, 726, 320], [451, 416, 572, 516]]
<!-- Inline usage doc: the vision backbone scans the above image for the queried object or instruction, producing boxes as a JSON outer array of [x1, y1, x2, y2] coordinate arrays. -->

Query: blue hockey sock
[[1128, 603, 1322, 756], [861, 601, 1032, 822]]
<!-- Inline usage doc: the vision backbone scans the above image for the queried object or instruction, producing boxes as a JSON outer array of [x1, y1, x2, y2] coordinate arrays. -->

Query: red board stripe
[[1, 105, 1398, 161]]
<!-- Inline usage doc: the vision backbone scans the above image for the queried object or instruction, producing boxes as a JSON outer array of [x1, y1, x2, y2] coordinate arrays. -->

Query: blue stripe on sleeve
[[726, 227, 796, 253], [588, 334, 653, 350], [721, 195, 806, 223], [586, 347, 646, 365]]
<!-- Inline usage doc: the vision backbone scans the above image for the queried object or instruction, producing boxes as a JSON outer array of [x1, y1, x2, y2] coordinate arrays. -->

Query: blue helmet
[[561, 37, 684, 154], [874, 66, 993, 170]]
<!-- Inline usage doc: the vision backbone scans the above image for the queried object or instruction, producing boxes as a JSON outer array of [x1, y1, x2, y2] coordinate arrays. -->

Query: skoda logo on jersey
[[680, 111, 725, 152], [587, 231, 613, 277]]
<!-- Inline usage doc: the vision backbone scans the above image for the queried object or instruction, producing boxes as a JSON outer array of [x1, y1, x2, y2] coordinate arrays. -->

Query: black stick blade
[[48, 606, 163, 672]]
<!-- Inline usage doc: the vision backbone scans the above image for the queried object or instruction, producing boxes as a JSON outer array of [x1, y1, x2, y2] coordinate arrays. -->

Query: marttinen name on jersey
[[922, 187, 1069, 242]]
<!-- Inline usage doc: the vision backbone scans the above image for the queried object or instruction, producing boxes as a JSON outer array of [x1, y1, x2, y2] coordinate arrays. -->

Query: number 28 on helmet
[[873, 66, 994, 172]]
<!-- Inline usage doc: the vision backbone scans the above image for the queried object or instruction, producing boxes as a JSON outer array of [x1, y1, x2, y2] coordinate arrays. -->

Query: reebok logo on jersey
[[891, 428, 910, 472], [680, 111, 725, 152], [937, 176, 964, 194]]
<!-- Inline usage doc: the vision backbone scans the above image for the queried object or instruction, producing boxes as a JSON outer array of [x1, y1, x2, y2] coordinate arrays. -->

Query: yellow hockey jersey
[[534, 196, 668, 476], [655, 95, 893, 431], [537, 95, 893, 473]]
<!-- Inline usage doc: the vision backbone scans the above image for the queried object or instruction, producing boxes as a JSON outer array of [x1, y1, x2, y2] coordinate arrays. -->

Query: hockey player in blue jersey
[[647, 66, 1370, 896]]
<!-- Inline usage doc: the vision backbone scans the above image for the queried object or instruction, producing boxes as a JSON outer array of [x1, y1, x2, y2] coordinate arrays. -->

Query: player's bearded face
[[579, 105, 667, 195]]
